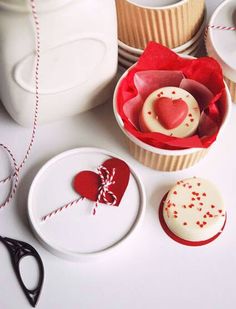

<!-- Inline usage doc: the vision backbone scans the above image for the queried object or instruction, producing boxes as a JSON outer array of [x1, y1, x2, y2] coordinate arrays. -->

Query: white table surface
[[1, 1, 235, 308]]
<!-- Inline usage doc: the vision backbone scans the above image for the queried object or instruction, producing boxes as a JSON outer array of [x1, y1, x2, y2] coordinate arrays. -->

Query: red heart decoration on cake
[[154, 97, 188, 129], [73, 158, 130, 206]]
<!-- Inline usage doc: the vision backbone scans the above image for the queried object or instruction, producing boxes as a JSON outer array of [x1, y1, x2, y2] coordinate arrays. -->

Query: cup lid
[[207, 0, 236, 82], [28, 147, 146, 261]]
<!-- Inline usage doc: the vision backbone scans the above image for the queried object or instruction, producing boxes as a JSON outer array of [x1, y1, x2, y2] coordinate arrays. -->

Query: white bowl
[[205, 0, 236, 83]]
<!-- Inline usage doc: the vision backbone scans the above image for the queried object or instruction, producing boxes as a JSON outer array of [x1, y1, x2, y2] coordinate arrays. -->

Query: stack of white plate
[[118, 10, 206, 70]]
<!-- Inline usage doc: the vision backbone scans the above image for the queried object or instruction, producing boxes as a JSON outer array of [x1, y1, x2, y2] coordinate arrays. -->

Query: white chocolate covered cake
[[139, 87, 200, 137], [162, 177, 226, 242]]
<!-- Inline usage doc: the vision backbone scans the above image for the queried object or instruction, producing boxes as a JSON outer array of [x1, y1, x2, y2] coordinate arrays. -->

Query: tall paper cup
[[116, 0, 205, 50]]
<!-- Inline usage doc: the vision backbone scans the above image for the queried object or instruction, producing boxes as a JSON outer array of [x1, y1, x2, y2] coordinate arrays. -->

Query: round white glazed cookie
[[163, 177, 226, 242], [139, 87, 200, 137]]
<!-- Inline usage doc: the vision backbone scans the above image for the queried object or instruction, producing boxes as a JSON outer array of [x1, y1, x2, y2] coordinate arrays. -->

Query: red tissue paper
[[116, 42, 227, 150]]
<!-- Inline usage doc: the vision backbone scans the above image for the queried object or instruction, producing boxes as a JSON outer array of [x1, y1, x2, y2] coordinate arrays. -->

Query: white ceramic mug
[[0, 0, 118, 126]]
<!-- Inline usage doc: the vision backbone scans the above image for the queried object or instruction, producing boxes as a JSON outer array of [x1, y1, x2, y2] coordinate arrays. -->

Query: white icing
[[163, 178, 225, 242], [140, 87, 200, 137]]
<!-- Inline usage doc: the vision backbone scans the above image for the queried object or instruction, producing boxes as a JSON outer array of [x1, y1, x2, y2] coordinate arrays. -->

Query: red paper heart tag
[[73, 158, 130, 207], [154, 97, 188, 129]]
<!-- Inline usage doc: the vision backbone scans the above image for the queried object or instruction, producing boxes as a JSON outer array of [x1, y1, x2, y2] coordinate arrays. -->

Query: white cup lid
[[28, 148, 146, 261]]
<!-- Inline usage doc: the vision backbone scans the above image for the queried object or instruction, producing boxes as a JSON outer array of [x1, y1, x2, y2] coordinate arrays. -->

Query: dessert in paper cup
[[113, 42, 231, 171]]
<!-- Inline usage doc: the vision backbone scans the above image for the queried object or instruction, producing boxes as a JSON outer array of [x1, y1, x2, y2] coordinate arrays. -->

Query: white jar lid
[[28, 148, 146, 261], [206, 0, 236, 82]]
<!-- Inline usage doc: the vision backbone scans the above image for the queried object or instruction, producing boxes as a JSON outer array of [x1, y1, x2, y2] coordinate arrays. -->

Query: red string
[[0, 0, 40, 209], [41, 166, 118, 222], [41, 197, 84, 222], [92, 166, 117, 216], [204, 24, 236, 42], [208, 25, 236, 31]]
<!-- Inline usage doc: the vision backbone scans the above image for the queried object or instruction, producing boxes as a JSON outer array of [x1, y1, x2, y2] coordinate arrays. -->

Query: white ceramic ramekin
[[116, 0, 205, 50], [113, 62, 231, 171]]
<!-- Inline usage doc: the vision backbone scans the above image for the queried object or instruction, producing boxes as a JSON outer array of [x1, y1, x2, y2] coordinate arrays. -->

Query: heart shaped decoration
[[154, 97, 188, 129], [73, 158, 130, 207]]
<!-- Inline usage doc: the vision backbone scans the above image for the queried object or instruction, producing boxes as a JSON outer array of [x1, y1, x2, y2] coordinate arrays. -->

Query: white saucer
[[118, 38, 201, 70], [28, 147, 146, 261], [118, 56, 134, 69], [118, 34, 202, 65]]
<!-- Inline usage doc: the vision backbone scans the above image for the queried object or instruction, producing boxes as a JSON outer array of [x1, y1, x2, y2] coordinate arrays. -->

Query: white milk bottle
[[0, 0, 117, 126]]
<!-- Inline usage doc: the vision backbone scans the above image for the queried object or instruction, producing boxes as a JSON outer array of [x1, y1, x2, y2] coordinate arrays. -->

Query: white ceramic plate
[[118, 37, 202, 70], [118, 47, 140, 62], [179, 38, 201, 56], [118, 56, 135, 69], [28, 147, 146, 261]]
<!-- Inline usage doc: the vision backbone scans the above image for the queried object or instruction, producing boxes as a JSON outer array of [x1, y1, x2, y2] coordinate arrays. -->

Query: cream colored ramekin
[[113, 63, 231, 171]]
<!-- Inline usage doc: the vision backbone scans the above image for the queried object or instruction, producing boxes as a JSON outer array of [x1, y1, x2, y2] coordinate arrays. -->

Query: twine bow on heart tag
[[41, 158, 130, 222], [93, 166, 117, 215]]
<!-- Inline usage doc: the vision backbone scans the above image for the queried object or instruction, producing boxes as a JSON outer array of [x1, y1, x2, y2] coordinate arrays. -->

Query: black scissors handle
[[0, 236, 44, 307]]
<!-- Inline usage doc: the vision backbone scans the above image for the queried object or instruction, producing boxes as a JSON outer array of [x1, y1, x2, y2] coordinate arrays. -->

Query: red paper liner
[[116, 42, 227, 150], [158, 193, 226, 247]]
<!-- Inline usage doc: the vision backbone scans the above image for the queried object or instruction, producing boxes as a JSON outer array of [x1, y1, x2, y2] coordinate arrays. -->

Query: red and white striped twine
[[0, 0, 40, 209], [92, 166, 117, 216], [208, 25, 236, 32], [41, 197, 84, 222], [204, 24, 236, 42], [41, 166, 118, 222]]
